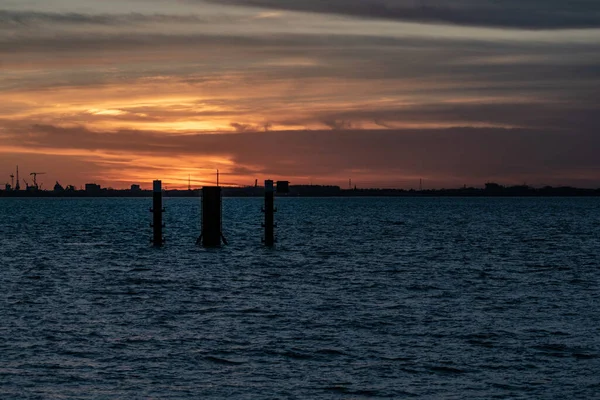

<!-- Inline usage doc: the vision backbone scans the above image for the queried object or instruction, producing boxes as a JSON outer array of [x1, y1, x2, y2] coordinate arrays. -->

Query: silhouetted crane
[[30, 172, 46, 190], [9, 174, 14, 188], [15, 166, 20, 191]]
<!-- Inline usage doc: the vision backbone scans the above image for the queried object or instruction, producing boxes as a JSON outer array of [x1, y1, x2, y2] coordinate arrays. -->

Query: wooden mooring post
[[150, 180, 165, 247], [197, 186, 227, 247], [263, 180, 276, 246]]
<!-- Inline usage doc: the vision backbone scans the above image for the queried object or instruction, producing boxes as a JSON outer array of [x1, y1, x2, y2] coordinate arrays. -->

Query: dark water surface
[[1, 197, 599, 399]]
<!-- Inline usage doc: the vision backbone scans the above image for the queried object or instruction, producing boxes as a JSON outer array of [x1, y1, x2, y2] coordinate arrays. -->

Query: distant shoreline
[[2, 184, 600, 198]]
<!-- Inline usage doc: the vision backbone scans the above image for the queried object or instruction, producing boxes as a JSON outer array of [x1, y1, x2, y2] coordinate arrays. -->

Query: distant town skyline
[[1, 1, 599, 188]]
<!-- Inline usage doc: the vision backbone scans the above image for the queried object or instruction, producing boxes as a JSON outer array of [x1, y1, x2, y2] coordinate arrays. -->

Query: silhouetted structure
[[198, 186, 227, 247], [150, 180, 165, 247], [131, 184, 141, 192], [485, 182, 504, 193], [263, 180, 276, 246], [85, 183, 101, 194], [2, 178, 600, 198], [276, 181, 289, 194], [15, 166, 20, 191], [30, 172, 45, 190]]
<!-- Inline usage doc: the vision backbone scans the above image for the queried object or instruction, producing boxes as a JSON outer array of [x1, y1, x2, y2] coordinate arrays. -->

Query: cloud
[[1, 2, 598, 188], [311, 102, 600, 131], [230, 122, 257, 132], [2, 29, 598, 101], [0, 10, 211, 27], [204, 0, 600, 30], [323, 120, 354, 130], [2, 123, 599, 187], [230, 122, 274, 132]]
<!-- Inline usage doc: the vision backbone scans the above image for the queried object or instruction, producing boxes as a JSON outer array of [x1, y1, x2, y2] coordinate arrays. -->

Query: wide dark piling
[[150, 180, 165, 246], [263, 180, 275, 246], [199, 186, 226, 247]]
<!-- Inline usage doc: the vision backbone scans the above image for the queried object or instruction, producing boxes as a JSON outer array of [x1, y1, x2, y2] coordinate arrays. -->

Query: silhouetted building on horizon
[[276, 181, 290, 194], [54, 182, 65, 192], [288, 185, 341, 196], [485, 182, 504, 192], [85, 183, 101, 194]]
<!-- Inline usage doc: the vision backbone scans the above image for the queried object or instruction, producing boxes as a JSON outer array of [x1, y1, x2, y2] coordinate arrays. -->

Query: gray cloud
[[1, 29, 597, 134], [3, 1, 597, 31], [2, 31, 598, 89], [0, 10, 212, 27], [204, 0, 600, 29], [0, 32, 297, 55], [2, 30, 596, 63], [309, 102, 600, 131]]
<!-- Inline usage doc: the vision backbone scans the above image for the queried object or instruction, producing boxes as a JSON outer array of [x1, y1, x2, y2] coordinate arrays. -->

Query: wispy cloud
[[0, 10, 219, 27], [204, 0, 600, 30]]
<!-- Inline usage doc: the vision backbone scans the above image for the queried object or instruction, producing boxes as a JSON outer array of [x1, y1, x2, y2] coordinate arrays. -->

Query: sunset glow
[[1, 1, 599, 188]]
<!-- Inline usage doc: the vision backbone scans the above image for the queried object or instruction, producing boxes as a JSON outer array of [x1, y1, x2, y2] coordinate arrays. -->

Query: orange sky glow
[[1, 1, 599, 189]]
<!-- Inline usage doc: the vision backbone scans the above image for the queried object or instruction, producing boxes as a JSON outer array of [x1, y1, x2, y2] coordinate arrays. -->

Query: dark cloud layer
[[0, 10, 208, 27], [205, 0, 600, 29], [5, 123, 600, 186], [311, 102, 600, 131]]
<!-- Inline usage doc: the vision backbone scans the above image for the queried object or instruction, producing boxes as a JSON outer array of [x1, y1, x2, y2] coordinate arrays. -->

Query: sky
[[1, 0, 599, 189]]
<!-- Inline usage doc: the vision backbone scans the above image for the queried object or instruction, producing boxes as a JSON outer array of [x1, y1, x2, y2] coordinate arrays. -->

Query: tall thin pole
[[263, 180, 275, 246], [15, 165, 20, 191], [151, 180, 165, 247]]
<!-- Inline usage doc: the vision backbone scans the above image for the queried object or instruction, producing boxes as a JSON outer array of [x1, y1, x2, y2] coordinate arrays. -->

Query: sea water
[[0, 197, 599, 398]]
